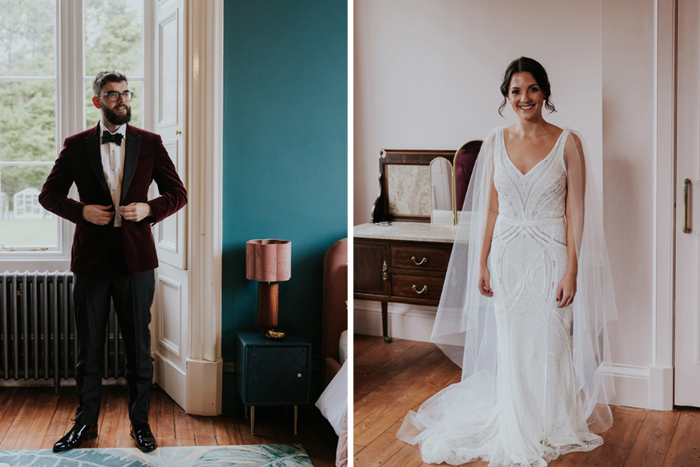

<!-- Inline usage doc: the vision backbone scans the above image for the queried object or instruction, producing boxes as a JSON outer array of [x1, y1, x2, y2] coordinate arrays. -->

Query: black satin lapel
[[120, 134, 141, 204], [85, 137, 111, 198]]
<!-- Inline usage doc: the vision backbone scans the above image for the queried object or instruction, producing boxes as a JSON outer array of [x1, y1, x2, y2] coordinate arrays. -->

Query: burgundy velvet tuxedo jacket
[[39, 124, 187, 276]]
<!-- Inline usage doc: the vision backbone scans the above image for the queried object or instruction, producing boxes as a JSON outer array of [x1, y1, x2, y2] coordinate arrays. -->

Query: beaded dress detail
[[397, 128, 604, 467]]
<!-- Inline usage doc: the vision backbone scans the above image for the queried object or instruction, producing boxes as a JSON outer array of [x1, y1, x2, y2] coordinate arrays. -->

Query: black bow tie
[[102, 131, 123, 146]]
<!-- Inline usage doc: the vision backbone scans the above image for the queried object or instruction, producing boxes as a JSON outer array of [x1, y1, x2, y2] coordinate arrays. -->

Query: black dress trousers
[[72, 227, 155, 426]]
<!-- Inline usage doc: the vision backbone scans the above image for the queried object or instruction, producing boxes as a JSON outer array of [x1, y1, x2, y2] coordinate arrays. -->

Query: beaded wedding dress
[[397, 128, 617, 467]]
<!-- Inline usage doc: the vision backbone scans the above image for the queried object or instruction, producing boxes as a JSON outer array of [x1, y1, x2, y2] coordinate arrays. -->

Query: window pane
[[0, 0, 56, 76], [0, 80, 56, 162], [85, 79, 142, 129], [0, 164, 57, 247], [84, 0, 143, 77]]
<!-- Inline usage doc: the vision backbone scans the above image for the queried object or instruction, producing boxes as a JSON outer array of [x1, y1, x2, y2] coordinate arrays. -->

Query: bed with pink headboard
[[317, 237, 348, 466], [321, 238, 348, 384]]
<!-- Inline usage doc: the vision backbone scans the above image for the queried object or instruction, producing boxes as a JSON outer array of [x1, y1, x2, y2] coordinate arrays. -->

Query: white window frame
[[0, 0, 153, 272]]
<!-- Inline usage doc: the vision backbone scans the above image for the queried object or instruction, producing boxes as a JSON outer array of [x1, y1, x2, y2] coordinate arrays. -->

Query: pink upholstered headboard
[[322, 238, 348, 383]]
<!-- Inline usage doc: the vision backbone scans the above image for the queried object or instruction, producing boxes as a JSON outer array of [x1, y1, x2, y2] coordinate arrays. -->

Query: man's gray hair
[[92, 71, 128, 96]]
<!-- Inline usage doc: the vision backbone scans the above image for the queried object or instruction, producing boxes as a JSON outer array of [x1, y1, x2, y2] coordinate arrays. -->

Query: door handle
[[382, 261, 388, 281], [412, 285, 428, 294], [683, 178, 691, 234], [411, 256, 428, 266]]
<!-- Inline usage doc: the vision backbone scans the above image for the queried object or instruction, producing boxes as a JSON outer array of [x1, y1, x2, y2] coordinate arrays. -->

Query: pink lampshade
[[246, 239, 292, 282]]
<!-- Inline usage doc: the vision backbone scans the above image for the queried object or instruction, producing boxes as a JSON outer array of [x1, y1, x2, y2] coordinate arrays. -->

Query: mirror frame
[[371, 149, 455, 223], [429, 156, 457, 225]]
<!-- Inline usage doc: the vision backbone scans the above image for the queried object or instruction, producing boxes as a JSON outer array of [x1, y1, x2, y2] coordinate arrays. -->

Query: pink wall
[[602, 0, 655, 369], [354, 0, 603, 225]]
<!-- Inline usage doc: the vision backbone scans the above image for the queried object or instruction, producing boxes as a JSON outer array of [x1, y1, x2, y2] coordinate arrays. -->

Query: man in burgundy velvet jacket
[[39, 71, 186, 453]]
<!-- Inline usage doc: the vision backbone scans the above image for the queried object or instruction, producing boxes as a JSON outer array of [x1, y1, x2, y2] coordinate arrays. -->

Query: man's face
[[92, 80, 131, 126]]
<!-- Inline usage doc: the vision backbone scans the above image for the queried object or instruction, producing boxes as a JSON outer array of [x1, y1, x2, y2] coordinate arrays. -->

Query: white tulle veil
[[421, 127, 617, 435]]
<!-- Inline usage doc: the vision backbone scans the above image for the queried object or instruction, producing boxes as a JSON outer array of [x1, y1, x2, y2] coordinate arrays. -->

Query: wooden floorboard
[[662, 407, 700, 467], [355, 334, 700, 467], [624, 409, 680, 467], [0, 384, 336, 465]]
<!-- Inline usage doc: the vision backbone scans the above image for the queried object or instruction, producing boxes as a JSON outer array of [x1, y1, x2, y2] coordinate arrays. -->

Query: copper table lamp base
[[258, 282, 282, 334]]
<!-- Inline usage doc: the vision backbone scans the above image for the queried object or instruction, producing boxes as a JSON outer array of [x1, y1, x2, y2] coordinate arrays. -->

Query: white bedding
[[315, 360, 348, 437]]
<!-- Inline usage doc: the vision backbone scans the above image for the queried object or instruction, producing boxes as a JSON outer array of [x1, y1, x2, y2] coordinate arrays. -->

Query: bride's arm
[[558, 133, 586, 307], [479, 177, 499, 297]]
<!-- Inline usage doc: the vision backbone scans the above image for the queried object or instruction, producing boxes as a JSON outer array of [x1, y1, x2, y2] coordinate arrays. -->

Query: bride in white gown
[[397, 57, 618, 466]]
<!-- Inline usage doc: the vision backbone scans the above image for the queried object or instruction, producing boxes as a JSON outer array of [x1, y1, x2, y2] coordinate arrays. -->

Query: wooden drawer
[[390, 244, 450, 272], [391, 273, 445, 301]]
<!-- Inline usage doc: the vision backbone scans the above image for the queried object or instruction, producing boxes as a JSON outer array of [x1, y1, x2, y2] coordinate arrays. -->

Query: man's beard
[[103, 104, 131, 126]]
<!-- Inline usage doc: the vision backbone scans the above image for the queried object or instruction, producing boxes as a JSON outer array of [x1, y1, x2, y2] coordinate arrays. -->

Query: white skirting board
[[354, 301, 674, 410], [354, 300, 437, 343]]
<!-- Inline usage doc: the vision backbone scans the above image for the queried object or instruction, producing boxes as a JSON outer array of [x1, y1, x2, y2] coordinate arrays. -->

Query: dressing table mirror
[[429, 157, 456, 225]]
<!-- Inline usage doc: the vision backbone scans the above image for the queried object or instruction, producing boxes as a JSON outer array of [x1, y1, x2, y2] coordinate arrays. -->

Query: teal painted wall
[[222, 1, 347, 408]]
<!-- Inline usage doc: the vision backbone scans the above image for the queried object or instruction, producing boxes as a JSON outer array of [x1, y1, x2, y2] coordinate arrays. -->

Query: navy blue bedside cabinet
[[235, 329, 312, 435]]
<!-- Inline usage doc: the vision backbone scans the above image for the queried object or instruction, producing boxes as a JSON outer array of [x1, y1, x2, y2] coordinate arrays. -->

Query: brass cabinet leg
[[250, 406, 255, 435], [382, 301, 392, 343], [294, 405, 298, 434]]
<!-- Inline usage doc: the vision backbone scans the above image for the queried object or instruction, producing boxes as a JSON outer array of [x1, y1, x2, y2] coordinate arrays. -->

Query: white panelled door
[[152, 0, 189, 409], [675, 0, 700, 408]]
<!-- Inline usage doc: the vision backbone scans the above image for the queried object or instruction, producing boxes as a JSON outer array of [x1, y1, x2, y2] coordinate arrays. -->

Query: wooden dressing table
[[354, 149, 461, 343], [354, 223, 457, 342]]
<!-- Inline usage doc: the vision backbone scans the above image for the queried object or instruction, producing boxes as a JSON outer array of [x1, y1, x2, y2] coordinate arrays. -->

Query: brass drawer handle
[[683, 178, 691, 234], [412, 285, 428, 294], [382, 261, 388, 281], [411, 256, 428, 266]]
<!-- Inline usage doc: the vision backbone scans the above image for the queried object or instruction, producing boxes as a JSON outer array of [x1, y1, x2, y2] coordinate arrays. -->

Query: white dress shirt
[[99, 121, 126, 227]]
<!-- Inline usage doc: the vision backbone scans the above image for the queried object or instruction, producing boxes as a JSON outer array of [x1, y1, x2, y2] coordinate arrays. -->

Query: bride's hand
[[479, 266, 493, 297], [556, 272, 577, 307]]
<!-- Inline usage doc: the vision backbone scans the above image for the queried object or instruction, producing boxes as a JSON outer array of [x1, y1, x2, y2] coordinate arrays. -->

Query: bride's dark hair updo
[[498, 57, 556, 117]]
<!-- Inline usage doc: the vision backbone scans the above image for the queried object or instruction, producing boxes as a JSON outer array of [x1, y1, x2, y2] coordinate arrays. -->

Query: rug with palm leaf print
[[0, 443, 312, 466]]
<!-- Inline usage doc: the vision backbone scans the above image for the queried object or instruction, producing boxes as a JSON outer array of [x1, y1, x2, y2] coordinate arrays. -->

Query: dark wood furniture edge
[[354, 294, 441, 307]]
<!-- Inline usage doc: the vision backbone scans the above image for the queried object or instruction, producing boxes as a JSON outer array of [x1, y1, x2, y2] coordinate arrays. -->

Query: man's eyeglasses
[[98, 91, 134, 102]]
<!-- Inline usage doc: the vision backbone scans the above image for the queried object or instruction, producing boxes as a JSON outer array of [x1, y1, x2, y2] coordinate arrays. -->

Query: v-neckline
[[501, 128, 566, 176]]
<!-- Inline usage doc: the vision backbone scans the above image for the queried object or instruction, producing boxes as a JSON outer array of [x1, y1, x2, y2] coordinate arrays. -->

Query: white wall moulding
[[184, 0, 224, 414], [354, 301, 437, 343], [649, 366, 674, 410], [186, 359, 223, 416], [599, 363, 652, 410], [652, 0, 676, 386]]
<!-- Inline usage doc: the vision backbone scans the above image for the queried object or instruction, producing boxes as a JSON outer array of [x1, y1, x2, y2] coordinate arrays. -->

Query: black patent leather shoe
[[53, 423, 98, 452], [131, 423, 157, 452]]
